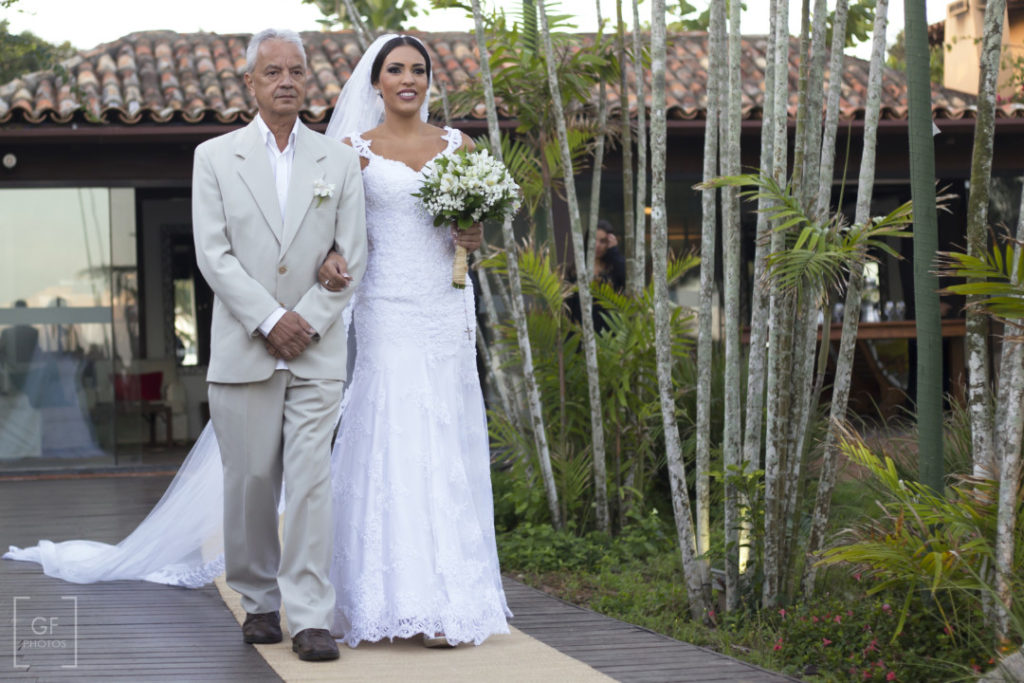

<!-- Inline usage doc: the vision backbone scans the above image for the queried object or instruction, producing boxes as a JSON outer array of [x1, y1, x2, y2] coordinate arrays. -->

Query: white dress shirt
[[255, 113, 300, 370]]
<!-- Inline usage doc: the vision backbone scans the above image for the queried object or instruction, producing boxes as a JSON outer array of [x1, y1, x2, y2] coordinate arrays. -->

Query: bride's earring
[[375, 89, 382, 98]]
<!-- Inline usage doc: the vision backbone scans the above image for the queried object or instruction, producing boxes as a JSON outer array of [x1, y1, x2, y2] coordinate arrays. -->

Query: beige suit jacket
[[192, 119, 367, 383]]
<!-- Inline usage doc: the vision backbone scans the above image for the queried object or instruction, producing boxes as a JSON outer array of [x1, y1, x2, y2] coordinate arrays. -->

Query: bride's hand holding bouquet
[[414, 148, 521, 288]]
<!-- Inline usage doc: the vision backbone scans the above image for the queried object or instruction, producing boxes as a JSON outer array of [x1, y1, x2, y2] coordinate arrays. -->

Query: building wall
[[943, 0, 1023, 99]]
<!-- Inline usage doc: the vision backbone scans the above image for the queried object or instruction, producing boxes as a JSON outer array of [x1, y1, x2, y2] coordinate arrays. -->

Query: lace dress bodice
[[345, 128, 475, 358]]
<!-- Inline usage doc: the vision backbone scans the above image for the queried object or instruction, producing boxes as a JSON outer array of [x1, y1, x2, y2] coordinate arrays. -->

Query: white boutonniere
[[314, 179, 335, 208]]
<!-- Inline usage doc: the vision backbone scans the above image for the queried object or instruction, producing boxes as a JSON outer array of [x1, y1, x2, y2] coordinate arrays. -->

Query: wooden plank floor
[[1, 475, 795, 682], [0, 475, 281, 682], [503, 577, 796, 683]]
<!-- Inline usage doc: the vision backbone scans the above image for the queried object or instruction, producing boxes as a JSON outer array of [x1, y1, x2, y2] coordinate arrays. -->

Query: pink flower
[[822, 638, 833, 646], [812, 616, 819, 623], [835, 615, 842, 623], [882, 603, 891, 612], [774, 638, 783, 652], [854, 572, 862, 581], [886, 672, 896, 681], [943, 625, 952, 635], [778, 608, 786, 618]]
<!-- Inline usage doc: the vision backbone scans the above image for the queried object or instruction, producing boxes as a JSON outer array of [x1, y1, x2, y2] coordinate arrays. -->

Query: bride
[[5, 33, 511, 649]]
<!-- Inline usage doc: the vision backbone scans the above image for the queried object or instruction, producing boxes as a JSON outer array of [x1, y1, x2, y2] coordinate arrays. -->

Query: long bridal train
[[4, 423, 226, 587]]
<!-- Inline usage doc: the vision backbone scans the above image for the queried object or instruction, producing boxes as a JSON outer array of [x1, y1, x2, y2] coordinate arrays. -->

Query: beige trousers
[[208, 371, 341, 633]]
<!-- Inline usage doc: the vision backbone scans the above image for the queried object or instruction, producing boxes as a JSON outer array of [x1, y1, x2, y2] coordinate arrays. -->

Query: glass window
[[0, 188, 123, 468]]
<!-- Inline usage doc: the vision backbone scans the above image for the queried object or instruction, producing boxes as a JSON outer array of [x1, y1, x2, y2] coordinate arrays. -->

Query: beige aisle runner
[[215, 574, 613, 682]]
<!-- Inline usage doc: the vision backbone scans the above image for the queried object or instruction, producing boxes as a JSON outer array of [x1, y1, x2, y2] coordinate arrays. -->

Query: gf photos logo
[[12, 596, 78, 670]]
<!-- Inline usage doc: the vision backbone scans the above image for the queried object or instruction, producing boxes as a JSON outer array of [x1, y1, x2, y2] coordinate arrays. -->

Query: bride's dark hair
[[369, 35, 432, 85]]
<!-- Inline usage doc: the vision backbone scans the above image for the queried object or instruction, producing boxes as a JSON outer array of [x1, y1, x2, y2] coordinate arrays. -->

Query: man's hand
[[264, 339, 284, 359], [606, 232, 618, 249], [452, 223, 483, 251], [265, 311, 315, 360], [318, 251, 351, 292]]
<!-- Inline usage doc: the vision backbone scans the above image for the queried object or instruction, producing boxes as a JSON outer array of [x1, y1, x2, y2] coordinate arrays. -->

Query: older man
[[192, 28, 366, 661]]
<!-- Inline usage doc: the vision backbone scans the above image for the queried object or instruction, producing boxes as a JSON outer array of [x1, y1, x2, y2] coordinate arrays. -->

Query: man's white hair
[[245, 29, 307, 73]]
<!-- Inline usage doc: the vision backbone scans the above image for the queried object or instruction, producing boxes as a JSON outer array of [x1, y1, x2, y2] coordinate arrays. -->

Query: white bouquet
[[414, 148, 522, 288]]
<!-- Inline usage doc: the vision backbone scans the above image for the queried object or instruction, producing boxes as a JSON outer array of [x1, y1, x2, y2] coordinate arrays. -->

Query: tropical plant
[[483, 242, 700, 530], [817, 430, 1024, 661], [941, 231, 1024, 325]]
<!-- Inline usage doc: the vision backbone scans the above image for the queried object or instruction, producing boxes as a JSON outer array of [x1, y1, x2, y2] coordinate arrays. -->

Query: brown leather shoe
[[242, 611, 282, 644], [291, 628, 340, 661]]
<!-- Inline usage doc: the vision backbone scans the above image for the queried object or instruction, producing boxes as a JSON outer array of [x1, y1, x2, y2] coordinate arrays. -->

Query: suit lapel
[[235, 121, 283, 245], [280, 124, 326, 255]]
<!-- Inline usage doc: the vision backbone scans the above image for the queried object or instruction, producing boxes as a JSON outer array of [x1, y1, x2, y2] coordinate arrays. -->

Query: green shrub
[[770, 592, 991, 681]]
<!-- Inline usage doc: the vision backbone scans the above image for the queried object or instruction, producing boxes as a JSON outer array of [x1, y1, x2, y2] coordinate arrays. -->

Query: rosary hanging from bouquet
[[414, 148, 522, 288]]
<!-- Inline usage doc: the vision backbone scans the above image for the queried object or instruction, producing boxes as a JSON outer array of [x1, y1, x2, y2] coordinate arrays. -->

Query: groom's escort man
[[192, 28, 366, 662]]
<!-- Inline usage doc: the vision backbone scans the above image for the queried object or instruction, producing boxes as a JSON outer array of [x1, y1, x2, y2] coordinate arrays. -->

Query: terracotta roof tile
[[0, 29, 1012, 128]]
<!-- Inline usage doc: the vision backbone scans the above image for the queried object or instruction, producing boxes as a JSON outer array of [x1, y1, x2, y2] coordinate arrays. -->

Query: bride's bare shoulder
[[450, 127, 475, 153]]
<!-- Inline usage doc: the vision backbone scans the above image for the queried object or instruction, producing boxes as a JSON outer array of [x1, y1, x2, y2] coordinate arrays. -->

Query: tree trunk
[[813, 0, 850, 222], [762, 0, 792, 608], [470, 0, 562, 527], [781, 294, 818, 589], [740, 0, 778, 579], [651, 0, 711, 619], [537, 0, 611, 533], [632, 0, 648, 287], [966, 0, 1006, 480], [588, 0, 611, 529], [799, 0, 829, 206], [790, 0, 812, 199], [721, 0, 744, 612], [780, 5, 831, 585], [994, 181, 1024, 635], [617, 0, 639, 298], [589, 0, 609, 272], [905, 0, 945, 493], [802, 0, 886, 596], [475, 243, 521, 428], [340, 0, 370, 50], [696, 0, 725, 579]]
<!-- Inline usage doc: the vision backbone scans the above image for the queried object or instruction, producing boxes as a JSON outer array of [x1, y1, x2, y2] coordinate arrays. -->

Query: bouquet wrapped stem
[[452, 243, 469, 289]]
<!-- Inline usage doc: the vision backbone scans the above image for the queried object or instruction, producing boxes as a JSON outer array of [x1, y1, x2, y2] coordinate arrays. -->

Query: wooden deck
[[1, 475, 793, 682], [503, 578, 794, 683]]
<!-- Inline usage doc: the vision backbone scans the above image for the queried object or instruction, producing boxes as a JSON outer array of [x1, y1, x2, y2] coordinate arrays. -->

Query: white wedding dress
[[330, 127, 509, 646], [4, 125, 510, 647]]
